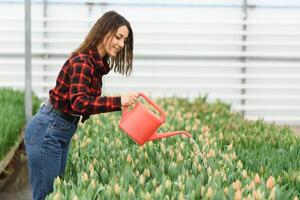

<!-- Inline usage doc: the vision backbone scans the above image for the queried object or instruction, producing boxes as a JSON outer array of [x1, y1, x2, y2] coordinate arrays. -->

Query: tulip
[[126, 154, 133, 164], [233, 180, 242, 191], [201, 125, 210, 133], [237, 160, 243, 169], [53, 192, 61, 200], [165, 179, 172, 189], [54, 176, 61, 187], [269, 187, 275, 200], [82, 172, 89, 182], [219, 132, 224, 140], [197, 164, 202, 172], [223, 187, 228, 195], [114, 183, 120, 195], [177, 152, 183, 163], [242, 170, 248, 179], [206, 187, 213, 199], [72, 195, 78, 200], [254, 174, 260, 185], [144, 192, 151, 200], [143, 168, 151, 178], [155, 186, 161, 195], [139, 175, 145, 186], [91, 179, 96, 189], [128, 185, 135, 196], [208, 149, 215, 158], [252, 190, 262, 200], [266, 176, 275, 189], [234, 190, 242, 200]]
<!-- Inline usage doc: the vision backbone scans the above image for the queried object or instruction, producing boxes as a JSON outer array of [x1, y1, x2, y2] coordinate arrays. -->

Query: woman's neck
[[97, 45, 107, 58]]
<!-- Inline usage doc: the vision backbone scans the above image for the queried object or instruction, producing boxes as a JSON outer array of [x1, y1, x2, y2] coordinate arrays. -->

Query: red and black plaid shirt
[[49, 48, 122, 120]]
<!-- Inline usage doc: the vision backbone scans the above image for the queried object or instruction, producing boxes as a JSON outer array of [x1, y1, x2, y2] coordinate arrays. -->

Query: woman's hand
[[121, 92, 139, 106]]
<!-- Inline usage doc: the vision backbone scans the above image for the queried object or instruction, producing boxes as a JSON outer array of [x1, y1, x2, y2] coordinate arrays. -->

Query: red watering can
[[119, 92, 191, 145]]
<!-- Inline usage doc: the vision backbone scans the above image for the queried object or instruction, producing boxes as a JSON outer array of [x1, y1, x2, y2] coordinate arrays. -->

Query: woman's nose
[[119, 40, 125, 48]]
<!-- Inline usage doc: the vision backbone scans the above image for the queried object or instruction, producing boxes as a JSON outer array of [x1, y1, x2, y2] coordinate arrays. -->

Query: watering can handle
[[138, 92, 166, 122]]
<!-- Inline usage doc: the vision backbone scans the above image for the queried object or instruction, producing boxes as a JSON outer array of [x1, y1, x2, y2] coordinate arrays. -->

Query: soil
[[0, 143, 31, 200]]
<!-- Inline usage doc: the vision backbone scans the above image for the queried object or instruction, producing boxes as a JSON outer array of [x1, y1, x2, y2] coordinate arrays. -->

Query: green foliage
[[46, 96, 300, 199], [0, 88, 41, 160]]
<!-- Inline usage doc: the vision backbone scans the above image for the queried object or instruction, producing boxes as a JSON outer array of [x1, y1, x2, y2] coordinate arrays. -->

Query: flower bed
[[0, 88, 40, 173], [47, 97, 300, 199]]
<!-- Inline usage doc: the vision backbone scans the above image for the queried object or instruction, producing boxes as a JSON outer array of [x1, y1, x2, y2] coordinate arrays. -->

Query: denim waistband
[[43, 102, 80, 124]]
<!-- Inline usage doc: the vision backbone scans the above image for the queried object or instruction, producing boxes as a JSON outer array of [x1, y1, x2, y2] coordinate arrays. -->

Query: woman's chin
[[108, 52, 117, 57]]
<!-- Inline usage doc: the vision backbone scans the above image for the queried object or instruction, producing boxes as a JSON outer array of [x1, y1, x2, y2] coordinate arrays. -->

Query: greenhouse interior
[[0, 0, 300, 199]]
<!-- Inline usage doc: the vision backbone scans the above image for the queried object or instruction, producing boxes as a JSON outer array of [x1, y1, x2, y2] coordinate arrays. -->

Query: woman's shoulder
[[69, 52, 90, 64]]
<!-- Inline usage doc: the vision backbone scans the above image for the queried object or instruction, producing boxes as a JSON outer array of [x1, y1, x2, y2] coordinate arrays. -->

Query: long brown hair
[[72, 11, 133, 76]]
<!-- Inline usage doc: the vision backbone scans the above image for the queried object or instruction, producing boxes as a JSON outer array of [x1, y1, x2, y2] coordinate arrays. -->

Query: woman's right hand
[[121, 92, 139, 107]]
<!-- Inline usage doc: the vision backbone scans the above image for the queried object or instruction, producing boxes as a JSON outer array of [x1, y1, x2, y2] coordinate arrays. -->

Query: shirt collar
[[88, 48, 110, 75]]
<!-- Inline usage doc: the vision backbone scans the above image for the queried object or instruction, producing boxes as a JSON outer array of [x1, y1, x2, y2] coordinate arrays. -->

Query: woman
[[24, 10, 138, 200]]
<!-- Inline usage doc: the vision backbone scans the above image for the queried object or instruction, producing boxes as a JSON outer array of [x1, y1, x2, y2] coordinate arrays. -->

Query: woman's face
[[100, 25, 129, 57]]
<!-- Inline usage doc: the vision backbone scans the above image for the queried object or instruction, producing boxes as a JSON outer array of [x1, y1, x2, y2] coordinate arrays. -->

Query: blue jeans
[[24, 103, 78, 200]]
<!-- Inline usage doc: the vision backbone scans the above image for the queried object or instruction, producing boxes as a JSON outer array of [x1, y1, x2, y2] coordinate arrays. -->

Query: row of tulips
[[46, 96, 300, 199], [0, 88, 40, 161]]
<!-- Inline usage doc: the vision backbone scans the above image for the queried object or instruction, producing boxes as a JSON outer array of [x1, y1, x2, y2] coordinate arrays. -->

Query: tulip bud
[[91, 179, 96, 189], [86, 137, 92, 144], [223, 187, 228, 195], [152, 179, 157, 187], [73, 134, 79, 141], [92, 158, 97, 165], [54, 176, 61, 187], [198, 134, 204, 142], [82, 172, 89, 182], [206, 187, 213, 199], [269, 187, 275, 200], [224, 154, 230, 161], [242, 170, 248, 179], [127, 154, 133, 164], [144, 152, 149, 160], [128, 185, 135, 196], [177, 152, 183, 163], [165, 179, 172, 189], [114, 183, 120, 195], [208, 149, 215, 158], [234, 190, 242, 200], [219, 132, 224, 140], [253, 190, 262, 200], [197, 164, 202, 172], [228, 143, 233, 150], [53, 192, 61, 200], [233, 180, 242, 191], [139, 175, 145, 186], [144, 192, 151, 200], [231, 152, 236, 160], [144, 168, 151, 178], [155, 186, 161, 195], [237, 160, 243, 169], [178, 192, 185, 200], [72, 195, 78, 200], [201, 125, 210, 133], [266, 176, 275, 189], [254, 174, 260, 185], [89, 163, 94, 171]]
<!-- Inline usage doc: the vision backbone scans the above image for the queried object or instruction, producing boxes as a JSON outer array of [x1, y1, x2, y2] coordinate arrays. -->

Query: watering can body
[[119, 92, 191, 145]]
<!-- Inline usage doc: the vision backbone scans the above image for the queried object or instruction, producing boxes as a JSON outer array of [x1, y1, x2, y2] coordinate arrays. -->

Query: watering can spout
[[148, 131, 192, 142]]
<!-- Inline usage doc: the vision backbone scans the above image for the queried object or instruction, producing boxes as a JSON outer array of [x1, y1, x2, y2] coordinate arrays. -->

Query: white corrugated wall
[[0, 0, 300, 125]]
